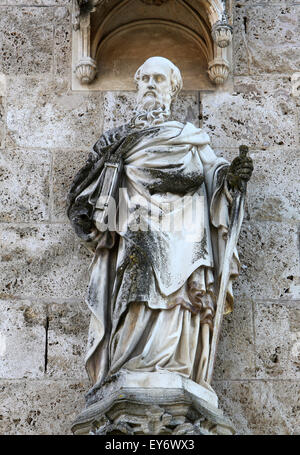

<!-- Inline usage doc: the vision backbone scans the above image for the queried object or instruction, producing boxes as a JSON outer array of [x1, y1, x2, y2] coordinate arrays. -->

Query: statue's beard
[[130, 93, 172, 129]]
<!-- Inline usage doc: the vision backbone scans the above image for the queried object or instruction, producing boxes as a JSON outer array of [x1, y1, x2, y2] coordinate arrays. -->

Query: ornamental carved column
[[208, 13, 232, 85], [74, 10, 97, 84]]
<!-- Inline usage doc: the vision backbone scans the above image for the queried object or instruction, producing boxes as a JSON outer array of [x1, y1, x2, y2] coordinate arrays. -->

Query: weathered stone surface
[[172, 91, 199, 127], [214, 380, 300, 435], [0, 379, 89, 435], [233, 4, 300, 75], [102, 91, 135, 131], [233, 221, 300, 301], [246, 148, 300, 222], [245, 1, 293, 3], [255, 301, 300, 379], [0, 149, 50, 222], [0, 300, 46, 379], [0, 7, 54, 75], [6, 77, 103, 149], [0, 74, 6, 148], [53, 7, 71, 77], [214, 146, 300, 223], [0, 96, 5, 148], [46, 301, 89, 379], [6, 1, 69, 4], [102, 91, 199, 131], [214, 300, 255, 380], [0, 74, 6, 96], [52, 149, 89, 222], [201, 77, 298, 149], [0, 224, 92, 300]]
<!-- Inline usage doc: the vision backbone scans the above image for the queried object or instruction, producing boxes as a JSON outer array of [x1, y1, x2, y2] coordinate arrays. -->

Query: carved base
[[71, 371, 235, 435]]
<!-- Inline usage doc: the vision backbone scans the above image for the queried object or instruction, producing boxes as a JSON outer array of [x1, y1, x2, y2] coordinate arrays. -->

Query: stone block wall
[[0, 0, 299, 434]]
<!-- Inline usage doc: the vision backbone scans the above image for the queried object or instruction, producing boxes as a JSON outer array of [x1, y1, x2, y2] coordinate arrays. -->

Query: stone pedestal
[[71, 371, 235, 435]]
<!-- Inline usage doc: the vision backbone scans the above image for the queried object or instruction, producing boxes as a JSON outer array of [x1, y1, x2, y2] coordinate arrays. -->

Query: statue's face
[[136, 58, 173, 111]]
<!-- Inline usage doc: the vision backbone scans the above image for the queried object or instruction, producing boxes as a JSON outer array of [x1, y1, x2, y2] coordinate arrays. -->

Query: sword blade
[[206, 192, 245, 384]]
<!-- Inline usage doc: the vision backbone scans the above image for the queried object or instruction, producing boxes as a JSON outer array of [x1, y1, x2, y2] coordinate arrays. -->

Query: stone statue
[[68, 57, 253, 435]]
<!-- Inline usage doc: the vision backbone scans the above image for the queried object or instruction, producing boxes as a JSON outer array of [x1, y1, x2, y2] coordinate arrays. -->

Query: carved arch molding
[[72, 0, 233, 91]]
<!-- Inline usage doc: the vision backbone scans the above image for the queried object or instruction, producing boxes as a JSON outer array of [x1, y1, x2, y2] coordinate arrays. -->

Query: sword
[[94, 162, 121, 230], [206, 145, 249, 384]]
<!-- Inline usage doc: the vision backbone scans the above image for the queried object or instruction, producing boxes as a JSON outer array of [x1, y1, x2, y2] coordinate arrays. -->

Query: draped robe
[[67, 120, 240, 387]]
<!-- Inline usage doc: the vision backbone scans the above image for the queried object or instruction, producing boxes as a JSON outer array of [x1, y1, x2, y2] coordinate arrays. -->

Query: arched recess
[[71, 0, 233, 91]]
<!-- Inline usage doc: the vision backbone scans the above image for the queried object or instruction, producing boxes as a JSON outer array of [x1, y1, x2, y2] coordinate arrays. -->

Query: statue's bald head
[[134, 57, 183, 100]]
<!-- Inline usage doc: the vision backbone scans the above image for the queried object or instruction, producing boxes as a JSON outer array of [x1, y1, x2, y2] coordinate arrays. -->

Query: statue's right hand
[[74, 213, 95, 234]]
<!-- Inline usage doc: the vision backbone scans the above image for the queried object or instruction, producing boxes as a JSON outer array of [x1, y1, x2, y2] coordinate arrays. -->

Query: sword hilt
[[239, 144, 249, 158], [238, 144, 249, 193]]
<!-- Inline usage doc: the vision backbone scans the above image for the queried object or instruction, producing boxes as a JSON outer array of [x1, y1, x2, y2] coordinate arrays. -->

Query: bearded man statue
[[68, 57, 253, 435]]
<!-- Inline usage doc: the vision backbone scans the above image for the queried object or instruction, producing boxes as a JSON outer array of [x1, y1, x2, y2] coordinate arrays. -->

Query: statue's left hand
[[227, 151, 253, 192]]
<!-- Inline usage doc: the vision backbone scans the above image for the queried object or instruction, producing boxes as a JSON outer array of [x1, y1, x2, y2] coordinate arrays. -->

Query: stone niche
[[72, 0, 233, 91]]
